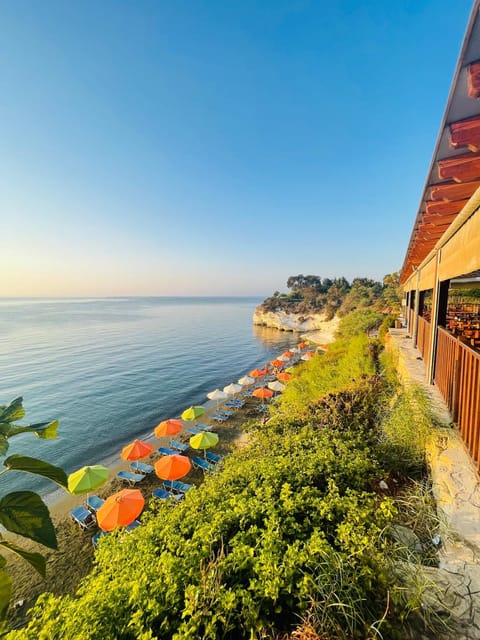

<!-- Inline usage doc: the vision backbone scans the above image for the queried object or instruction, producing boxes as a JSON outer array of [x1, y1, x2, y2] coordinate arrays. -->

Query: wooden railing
[[434, 327, 458, 411], [417, 316, 431, 362], [432, 328, 480, 466], [456, 342, 480, 465]]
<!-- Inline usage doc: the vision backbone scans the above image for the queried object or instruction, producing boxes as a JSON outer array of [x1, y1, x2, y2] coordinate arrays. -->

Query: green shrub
[[336, 310, 383, 339]]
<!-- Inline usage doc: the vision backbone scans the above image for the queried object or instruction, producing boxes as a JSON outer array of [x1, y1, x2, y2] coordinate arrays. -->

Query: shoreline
[[5, 322, 338, 629]]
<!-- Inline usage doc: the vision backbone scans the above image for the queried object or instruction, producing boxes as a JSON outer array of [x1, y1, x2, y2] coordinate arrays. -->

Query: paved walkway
[[388, 329, 480, 639]]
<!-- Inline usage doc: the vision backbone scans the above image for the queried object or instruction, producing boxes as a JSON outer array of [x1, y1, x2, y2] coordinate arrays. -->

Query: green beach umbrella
[[181, 405, 205, 421], [68, 465, 109, 495], [189, 431, 219, 457]]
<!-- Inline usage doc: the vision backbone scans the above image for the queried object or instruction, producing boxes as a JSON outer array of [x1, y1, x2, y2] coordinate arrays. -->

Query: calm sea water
[[0, 297, 298, 497]]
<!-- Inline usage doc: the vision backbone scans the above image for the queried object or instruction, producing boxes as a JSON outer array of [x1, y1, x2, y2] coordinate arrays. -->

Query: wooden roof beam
[[429, 180, 480, 201], [450, 116, 480, 152], [437, 153, 480, 182], [467, 60, 480, 99], [425, 198, 470, 215]]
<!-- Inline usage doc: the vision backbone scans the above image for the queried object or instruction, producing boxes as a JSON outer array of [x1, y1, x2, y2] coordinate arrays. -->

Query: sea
[[0, 297, 299, 498]]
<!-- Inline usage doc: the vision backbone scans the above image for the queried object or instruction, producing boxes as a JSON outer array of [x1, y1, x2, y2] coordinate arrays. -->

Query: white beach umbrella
[[268, 381, 285, 393], [277, 354, 289, 362], [223, 383, 242, 397], [207, 388, 228, 410], [238, 375, 254, 386]]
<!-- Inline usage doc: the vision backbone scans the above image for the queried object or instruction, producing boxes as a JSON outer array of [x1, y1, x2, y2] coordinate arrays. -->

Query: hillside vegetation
[[259, 273, 401, 319], [8, 318, 446, 640]]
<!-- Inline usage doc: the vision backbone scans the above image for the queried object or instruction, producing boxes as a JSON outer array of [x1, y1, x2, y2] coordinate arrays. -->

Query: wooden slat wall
[[457, 343, 480, 465], [434, 327, 458, 410]]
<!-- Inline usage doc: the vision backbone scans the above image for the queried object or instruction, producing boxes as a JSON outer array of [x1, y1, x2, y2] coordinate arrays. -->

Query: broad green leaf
[[0, 564, 12, 622], [0, 540, 46, 577], [0, 437, 8, 457], [0, 492, 57, 549], [0, 423, 10, 436], [3, 455, 68, 489], [8, 420, 59, 440], [0, 397, 25, 424]]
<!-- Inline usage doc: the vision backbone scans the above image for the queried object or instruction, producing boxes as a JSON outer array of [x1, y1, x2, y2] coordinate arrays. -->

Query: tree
[[0, 397, 67, 626]]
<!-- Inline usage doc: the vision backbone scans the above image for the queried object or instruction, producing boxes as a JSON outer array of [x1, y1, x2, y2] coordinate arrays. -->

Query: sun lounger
[[92, 530, 109, 547], [187, 427, 202, 435], [217, 409, 233, 416], [192, 457, 216, 473], [130, 461, 154, 474], [70, 505, 96, 530], [86, 495, 105, 513], [152, 488, 183, 501], [210, 413, 229, 422], [225, 400, 244, 408], [205, 451, 223, 466], [125, 519, 141, 532], [116, 470, 146, 486], [169, 439, 189, 452], [158, 446, 178, 456], [195, 423, 213, 431], [163, 479, 194, 494]]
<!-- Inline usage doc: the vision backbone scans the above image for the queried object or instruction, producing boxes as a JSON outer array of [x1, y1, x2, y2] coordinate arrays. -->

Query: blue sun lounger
[[117, 470, 146, 486], [130, 460, 154, 474], [205, 451, 223, 466], [70, 505, 96, 530], [86, 495, 105, 513], [163, 479, 193, 494], [192, 457, 216, 473], [210, 413, 229, 422], [125, 519, 141, 532], [169, 439, 188, 452], [92, 530, 109, 547], [152, 488, 184, 501], [158, 446, 178, 456], [195, 424, 213, 431]]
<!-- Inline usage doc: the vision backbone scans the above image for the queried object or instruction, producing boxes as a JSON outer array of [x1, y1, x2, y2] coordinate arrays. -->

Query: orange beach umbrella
[[120, 439, 154, 461], [154, 419, 183, 438], [97, 488, 144, 532], [249, 368, 265, 379], [298, 341, 308, 349], [277, 372, 292, 382], [252, 387, 274, 400], [155, 454, 192, 480], [282, 351, 294, 358], [270, 359, 284, 368]]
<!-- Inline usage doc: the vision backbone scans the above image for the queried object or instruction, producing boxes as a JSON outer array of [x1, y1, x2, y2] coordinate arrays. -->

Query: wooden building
[[401, 1, 480, 466]]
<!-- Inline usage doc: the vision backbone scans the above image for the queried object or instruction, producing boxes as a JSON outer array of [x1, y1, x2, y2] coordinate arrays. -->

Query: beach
[[4, 317, 340, 630]]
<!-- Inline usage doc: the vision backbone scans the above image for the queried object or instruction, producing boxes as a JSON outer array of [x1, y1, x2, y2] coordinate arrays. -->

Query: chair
[[169, 439, 188, 452], [86, 495, 105, 513], [210, 413, 228, 422], [130, 461, 154, 474], [205, 451, 223, 466], [152, 487, 184, 501], [163, 479, 193, 494], [70, 505, 96, 530], [117, 470, 146, 486], [158, 446, 178, 456], [92, 530, 109, 547], [125, 519, 142, 532], [192, 457, 216, 473]]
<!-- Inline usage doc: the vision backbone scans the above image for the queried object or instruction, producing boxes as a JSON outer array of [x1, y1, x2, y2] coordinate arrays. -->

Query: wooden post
[[412, 272, 421, 348], [427, 250, 440, 384]]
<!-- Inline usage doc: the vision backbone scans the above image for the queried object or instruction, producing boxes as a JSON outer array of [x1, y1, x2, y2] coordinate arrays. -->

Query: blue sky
[[0, 1, 473, 296]]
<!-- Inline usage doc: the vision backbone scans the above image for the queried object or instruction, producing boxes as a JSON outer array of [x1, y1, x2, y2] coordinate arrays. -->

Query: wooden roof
[[400, 2, 480, 284]]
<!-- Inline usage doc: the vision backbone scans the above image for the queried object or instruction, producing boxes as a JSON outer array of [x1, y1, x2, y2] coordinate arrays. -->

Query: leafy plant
[[0, 397, 67, 624]]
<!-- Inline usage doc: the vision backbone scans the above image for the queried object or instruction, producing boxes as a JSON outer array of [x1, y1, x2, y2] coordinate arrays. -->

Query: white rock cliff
[[253, 308, 338, 334]]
